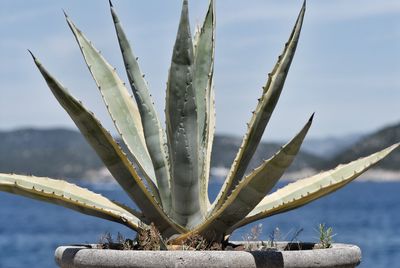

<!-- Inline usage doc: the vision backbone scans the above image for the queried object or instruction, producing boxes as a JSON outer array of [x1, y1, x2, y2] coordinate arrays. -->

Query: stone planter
[[55, 242, 361, 268]]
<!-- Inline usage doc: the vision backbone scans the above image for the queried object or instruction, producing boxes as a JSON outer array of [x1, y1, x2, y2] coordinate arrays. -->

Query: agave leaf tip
[[62, 9, 68, 18], [309, 112, 315, 122], [27, 49, 35, 60]]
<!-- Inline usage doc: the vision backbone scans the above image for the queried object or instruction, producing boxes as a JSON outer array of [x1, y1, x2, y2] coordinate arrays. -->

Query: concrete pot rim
[[55, 242, 361, 268]]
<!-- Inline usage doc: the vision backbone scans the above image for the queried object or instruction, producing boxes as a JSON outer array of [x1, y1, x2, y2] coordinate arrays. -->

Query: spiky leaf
[[231, 143, 400, 231], [165, 0, 201, 226], [211, 2, 306, 213], [193, 0, 216, 213], [175, 115, 312, 241], [0, 173, 143, 231], [194, 0, 215, 150], [201, 82, 216, 210], [30, 53, 185, 236], [110, 3, 172, 211], [65, 14, 158, 189]]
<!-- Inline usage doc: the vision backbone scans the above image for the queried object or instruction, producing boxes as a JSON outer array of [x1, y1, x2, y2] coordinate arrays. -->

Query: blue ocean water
[[0, 181, 399, 268]]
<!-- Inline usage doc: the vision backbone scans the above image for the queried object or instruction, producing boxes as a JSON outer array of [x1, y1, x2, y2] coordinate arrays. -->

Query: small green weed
[[315, 223, 335, 249]]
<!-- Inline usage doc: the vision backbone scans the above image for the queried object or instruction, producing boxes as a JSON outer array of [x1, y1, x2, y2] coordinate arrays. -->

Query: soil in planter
[[99, 224, 225, 251], [98, 224, 329, 252]]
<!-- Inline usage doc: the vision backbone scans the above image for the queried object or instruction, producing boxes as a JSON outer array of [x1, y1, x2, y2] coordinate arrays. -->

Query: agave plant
[[1, 0, 398, 243]]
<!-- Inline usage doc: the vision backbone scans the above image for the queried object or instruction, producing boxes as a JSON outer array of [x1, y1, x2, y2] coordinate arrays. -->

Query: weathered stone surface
[[55, 243, 361, 268]]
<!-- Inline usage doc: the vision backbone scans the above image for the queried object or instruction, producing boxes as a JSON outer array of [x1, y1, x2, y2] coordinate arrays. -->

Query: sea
[[0, 180, 399, 268]]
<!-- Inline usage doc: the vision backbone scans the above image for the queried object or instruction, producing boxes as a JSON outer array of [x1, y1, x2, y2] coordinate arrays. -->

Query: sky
[[0, 0, 399, 141]]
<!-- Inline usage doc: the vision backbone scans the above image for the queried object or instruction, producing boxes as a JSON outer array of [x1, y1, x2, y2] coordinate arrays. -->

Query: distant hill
[[327, 122, 400, 171], [0, 128, 325, 180], [0, 128, 103, 179], [0, 123, 399, 181], [211, 134, 325, 173], [302, 134, 363, 159]]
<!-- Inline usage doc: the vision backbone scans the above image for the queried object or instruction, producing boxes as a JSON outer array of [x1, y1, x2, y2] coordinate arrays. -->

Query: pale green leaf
[[31, 53, 185, 236], [211, 2, 306, 214], [231, 143, 399, 231], [0, 173, 143, 231], [194, 0, 216, 213], [110, 3, 172, 211], [179, 115, 312, 240], [65, 15, 158, 189], [165, 0, 201, 226]]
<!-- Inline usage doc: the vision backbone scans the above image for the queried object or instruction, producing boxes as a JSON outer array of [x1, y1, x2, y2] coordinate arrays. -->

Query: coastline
[[281, 168, 400, 182], [80, 167, 400, 184]]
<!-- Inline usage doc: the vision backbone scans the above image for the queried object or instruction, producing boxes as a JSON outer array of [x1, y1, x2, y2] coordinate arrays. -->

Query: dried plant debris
[[243, 223, 264, 242], [178, 233, 223, 251], [99, 232, 134, 250], [285, 227, 304, 250], [241, 224, 264, 251], [96, 224, 335, 252], [136, 223, 168, 250], [267, 227, 281, 249]]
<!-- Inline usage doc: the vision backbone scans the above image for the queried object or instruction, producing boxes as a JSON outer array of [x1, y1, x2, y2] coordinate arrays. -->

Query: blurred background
[[0, 1, 399, 267]]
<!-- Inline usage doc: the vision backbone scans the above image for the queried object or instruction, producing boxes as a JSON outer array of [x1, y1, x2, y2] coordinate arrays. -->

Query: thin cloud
[[217, 0, 400, 27], [0, 7, 54, 24], [1, 0, 399, 139], [309, 1, 400, 22]]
